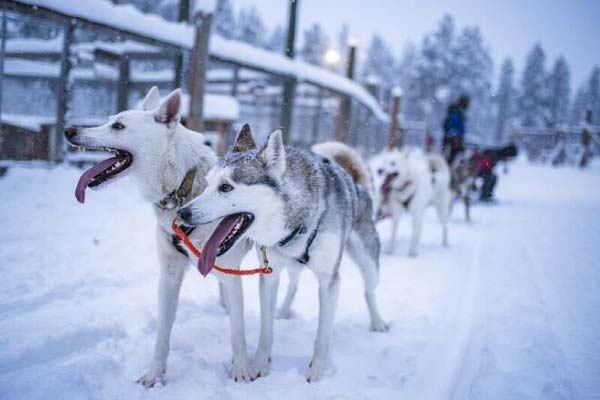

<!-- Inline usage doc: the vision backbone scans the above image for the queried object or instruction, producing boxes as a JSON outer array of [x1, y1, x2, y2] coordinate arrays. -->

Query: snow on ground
[[0, 160, 599, 399]]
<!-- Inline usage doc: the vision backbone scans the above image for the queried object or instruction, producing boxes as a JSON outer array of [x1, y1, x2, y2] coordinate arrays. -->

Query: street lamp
[[323, 48, 341, 69]]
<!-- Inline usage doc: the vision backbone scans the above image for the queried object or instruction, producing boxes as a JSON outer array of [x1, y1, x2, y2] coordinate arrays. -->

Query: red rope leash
[[171, 221, 272, 276]]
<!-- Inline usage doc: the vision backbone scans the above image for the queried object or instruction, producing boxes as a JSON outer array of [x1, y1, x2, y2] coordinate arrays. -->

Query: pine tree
[[299, 23, 329, 66], [547, 56, 571, 127], [266, 25, 285, 53], [235, 6, 267, 48], [570, 86, 588, 126], [495, 58, 515, 141], [361, 34, 396, 87], [214, 0, 236, 39], [337, 23, 350, 70], [519, 43, 549, 128], [588, 66, 600, 124], [409, 15, 494, 138]]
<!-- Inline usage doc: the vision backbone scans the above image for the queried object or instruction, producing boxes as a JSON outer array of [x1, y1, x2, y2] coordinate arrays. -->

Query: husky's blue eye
[[112, 122, 125, 130], [219, 183, 233, 193]]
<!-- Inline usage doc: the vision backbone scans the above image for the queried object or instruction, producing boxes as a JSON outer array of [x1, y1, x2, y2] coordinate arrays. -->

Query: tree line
[[7, 0, 600, 143]]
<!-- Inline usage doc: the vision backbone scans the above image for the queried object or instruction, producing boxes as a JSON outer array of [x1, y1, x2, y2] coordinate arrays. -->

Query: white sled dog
[[370, 148, 452, 257], [64, 87, 256, 386], [178, 128, 388, 382]]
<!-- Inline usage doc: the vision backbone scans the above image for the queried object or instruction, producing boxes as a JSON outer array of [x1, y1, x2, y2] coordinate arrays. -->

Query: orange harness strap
[[171, 222, 273, 276]]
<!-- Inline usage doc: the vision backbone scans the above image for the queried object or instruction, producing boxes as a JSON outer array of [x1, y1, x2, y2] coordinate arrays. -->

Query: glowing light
[[323, 48, 342, 67]]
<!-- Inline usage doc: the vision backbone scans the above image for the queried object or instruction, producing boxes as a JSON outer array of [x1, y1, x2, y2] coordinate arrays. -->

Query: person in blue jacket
[[442, 95, 470, 165]]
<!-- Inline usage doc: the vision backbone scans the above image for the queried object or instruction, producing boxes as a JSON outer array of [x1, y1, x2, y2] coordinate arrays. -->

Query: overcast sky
[[234, 0, 600, 89]]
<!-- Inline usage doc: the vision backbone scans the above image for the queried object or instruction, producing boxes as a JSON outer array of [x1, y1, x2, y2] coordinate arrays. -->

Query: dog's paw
[[370, 318, 390, 333], [137, 364, 166, 388], [276, 308, 295, 320], [231, 359, 255, 383], [250, 354, 272, 379], [305, 358, 328, 383]]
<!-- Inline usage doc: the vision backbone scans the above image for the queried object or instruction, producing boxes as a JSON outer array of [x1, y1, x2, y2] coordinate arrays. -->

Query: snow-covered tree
[[415, 14, 456, 105], [336, 23, 350, 70], [213, 0, 236, 39], [547, 56, 571, 127], [266, 25, 285, 53], [235, 6, 267, 48], [361, 34, 397, 92], [495, 58, 516, 141], [299, 23, 329, 66], [518, 43, 549, 128], [588, 66, 600, 124], [453, 26, 494, 140], [405, 15, 493, 139], [570, 86, 588, 126]]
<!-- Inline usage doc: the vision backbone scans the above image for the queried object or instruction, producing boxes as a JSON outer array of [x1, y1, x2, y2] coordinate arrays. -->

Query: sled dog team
[[65, 87, 457, 386]]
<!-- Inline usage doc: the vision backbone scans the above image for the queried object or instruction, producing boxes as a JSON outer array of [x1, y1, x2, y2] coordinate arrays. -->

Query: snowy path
[[1, 161, 599, 399]]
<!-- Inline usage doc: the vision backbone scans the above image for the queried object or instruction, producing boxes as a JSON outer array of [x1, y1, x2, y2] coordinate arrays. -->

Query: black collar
[[277, 211, 325, 265], [277, 225, 308, 247], [402, 193, 415, 209]]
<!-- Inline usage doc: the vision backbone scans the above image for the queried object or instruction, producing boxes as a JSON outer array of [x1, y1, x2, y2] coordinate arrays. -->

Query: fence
[[0, 0, 391, 163]]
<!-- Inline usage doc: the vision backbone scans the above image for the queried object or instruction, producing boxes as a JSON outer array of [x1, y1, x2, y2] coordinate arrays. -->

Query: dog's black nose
[[178, 208, 192, 222], [64, 126, 78, 139]]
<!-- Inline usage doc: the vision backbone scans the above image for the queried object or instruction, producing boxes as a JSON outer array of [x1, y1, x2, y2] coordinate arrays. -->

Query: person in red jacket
[[472, 149, 496, 202], [470, 144, 517, 202]]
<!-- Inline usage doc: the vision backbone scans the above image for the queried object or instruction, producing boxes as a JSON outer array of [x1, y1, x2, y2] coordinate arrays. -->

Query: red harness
[[171, 221, 273, 276]]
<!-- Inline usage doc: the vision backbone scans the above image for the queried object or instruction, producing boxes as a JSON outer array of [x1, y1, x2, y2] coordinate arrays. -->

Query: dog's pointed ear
[[142, 86, 160, 111], [260, 129, 286, 177], [155, 88, 182, 125], [232, 124, 256, 153]]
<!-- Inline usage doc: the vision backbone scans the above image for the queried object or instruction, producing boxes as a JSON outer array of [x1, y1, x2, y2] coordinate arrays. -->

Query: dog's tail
[[312, 141, 371, 185]]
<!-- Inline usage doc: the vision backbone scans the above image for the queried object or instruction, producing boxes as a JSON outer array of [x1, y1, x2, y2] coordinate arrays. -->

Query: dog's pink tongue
[[197, 214, 242, 277], [75, 157, 120, 203]]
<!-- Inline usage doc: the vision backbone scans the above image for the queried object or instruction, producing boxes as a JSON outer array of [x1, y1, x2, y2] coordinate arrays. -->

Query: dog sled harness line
[[156, 167, 198, 210], [171, 221, 273, 276]]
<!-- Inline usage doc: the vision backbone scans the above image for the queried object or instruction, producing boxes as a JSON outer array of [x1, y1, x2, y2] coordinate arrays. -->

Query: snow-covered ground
[[1, 160, 599, 399]]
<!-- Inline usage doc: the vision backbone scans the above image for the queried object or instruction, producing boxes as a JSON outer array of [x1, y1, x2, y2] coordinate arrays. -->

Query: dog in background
[[371, 148, 452, 257]]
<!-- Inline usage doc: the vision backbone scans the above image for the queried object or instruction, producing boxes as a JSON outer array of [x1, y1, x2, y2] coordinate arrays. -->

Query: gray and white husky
[[64, 87, 255, 386], [370, 148, 451, 257], [178, 127, 388, 382]]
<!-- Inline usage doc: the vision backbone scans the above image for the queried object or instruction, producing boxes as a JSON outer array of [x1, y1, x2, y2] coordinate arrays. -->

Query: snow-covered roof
[[135, 93, 240, 122], [4, 36, 63, 53], [12, 0, 387, 121], [183, 93, 240, 122]]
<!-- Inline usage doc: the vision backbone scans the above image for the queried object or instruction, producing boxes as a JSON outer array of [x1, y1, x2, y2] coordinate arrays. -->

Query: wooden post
[[0, 12, 6, 141], [173, 0, 189, 90], [54, 19, 75, 162], [187, 8, 213, 132], [335, 41, 356, 142], [280, 0, 299, 144], [117, 56, 130, 111], [311, 87, 323, 143], [230, 65, 239, 97], [387, 88, 402, 150]]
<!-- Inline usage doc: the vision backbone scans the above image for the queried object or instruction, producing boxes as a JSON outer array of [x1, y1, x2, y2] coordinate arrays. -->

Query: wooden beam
[[280, 0, 299, 144], [187, 10, 213, 132], [335, 42, 356, 142], [0, 12, 6, 140], [53, 18, 75, 162], [117, 56, 130, 111], [387, 92, 402, 149], [173, 0, 189, 90]]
